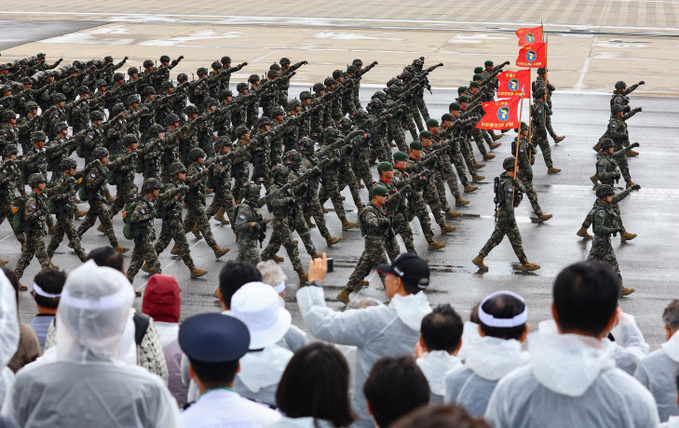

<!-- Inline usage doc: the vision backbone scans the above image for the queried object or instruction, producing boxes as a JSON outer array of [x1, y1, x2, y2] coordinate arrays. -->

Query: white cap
[[231, 282, 292, 350]]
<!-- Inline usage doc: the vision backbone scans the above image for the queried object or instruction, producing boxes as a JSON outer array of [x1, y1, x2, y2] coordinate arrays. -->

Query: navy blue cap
[[179, 313, 250, 363]]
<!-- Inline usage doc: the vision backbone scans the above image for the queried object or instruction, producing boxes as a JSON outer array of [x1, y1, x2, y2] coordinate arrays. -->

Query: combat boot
[[170, 244, 181, 255], [270, 254, 284, 262], [48, 224, 55, 234], [75, 208, 88, 219], [621, 231, 637, 241], [554, 136, 566, 143], [296, 268, 308, 283], [520, 262, 541, 271], [428, 240, 446, 250], [464, 184, 478, 193], [620, 286, 635, 296], [114, 245, 130, 254], [142, 263, 152, 273], [547, 167, 561, 174], [590, 175, 599, 186], [444, 209, 461, 219], [356, 177, 364, 188], [340, 217, 357, 230], [214, 208, 230, 224], [18, 283, 27, 291], [455, 195, 470, 206], [491, 134, 503, 141], [440, 224, 456, 233], [536, 214, 553, 222], [211, 244, 230, 259], [326, 235, 342, 246], [305, 215, 316, 228], [188, 264, 208, 278], [321, 206, 329, 213], [311, 253, 323, 259], [483, 153, 495, 160], [97, 224, 105, 232], [192, 225, 203, 239], [106, 194, 116, 204], [356, 202, 365, 212], [489, 142, 501, 150], [473, 161, 486, 170], [472, 174, 485, 182], [576, 227, 593, 239], [206, 188, 213, 194], [626, 180, 636, 188], [627, 149, 639, 157], [49, 262, 59, 270], [0, 260, 7, 267], [472, 255, 488, 270], [336, 288, 351, 305]]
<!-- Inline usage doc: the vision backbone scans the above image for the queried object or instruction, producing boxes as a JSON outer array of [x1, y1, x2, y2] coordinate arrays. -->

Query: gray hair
[[257, 260, 287, 287], [662, 300, 679, 330]]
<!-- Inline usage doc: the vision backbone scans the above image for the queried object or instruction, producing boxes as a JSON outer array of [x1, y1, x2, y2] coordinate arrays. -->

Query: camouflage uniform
[[109, 150, 138, 216], [0, 159, 25, 245], [587, 198, 622, 281], [46, 170, 87, 261], [260, 177, 304, 272], [15, 190, 51, 280], [126, 193, 161, 282], [154, 178, 196, 269], [77, 162, 122, 248], [205, 151, 237, 222], [514, 136, 546, 217], [407, 156, 447, 228], [531, 99, 555, 170], [233, 194, 264, 265], [183, 160, 222, 250], [393, 165, 436, 244], [379, 177, 415, 255], [607, 115, 633, 183], [533, 76, 560, 140]]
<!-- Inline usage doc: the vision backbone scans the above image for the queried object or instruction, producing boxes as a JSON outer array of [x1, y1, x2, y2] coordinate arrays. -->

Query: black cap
[[179, 313, 250, 363], [377, 253, 430, 290]]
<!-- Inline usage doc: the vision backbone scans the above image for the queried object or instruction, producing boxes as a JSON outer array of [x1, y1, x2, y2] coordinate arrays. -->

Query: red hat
[[142, 274, 180, 323]]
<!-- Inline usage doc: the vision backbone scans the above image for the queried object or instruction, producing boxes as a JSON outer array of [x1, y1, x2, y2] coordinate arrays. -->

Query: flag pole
[[513, 89, 525, 203], [527, 65, 533, 164]]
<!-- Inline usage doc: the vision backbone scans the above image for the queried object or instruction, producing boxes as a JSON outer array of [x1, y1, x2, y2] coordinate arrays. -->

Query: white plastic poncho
[[416, 351, 460, 403], [485, 332, 659, 428], [234, 344, 293, 406], [0, 271, 19, 404], [634, 330, 679, 422], [297, 286, 431, 426], [1, 261, 181, 427], [445, 336, 528, 416]]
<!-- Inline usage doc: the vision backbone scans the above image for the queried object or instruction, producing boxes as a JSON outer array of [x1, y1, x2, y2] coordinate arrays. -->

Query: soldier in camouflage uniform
[[419, 129, 462, 219], [183, 147, 230, 259], [513, 122, 552, 223], [532, 88, 561, 174], [233, 181, 265, 265], [607, 104, 639, 188], [41, 93, 67, 141], [260, 165, 307, 282], [16, 101, 41, 153], [139, 124, 164, 181], [532, 68, 565, 144], [0, 110, 18, 154], [586, 184, 635, 296], [0, 146, 25, 251], [337, 185, 395, 305], [197, 97, 217, 158], [205, 136, 237, 224], [46, 158, 89, 262], [154, 162, 207, 279], [68, 85, 91, 134], [15, 173, 52, 285], [589, 138, 638, 188], [610, 80, 644, 114], [109, 134, 140, 216], [126, 178, 162, 282], [472, 157, 540, 272]]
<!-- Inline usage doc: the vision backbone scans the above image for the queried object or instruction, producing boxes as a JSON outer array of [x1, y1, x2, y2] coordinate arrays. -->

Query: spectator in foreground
[[27, 268, 65, 350], [2, 261, 180, 427], [415, 304, 463, 404], [485, 262, 658, 427], [363, 356, 430, 428], [3, 268, 41, 373], [635, 299, 679, 422], [297, 253, 433, 427], [392, 404, 491, 428], [445, 291, 529, 416], [659, 371, 679, 428], [179, 313, 281, 427], [268, 343, 355, 427], [0, 270, 19, 405]]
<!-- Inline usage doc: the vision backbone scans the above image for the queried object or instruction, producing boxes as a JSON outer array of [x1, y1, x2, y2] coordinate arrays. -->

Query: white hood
[[465, 336, 528, 381], [389, 292, 432, 331], [237, 345, 293, 392], [417, 351, 460, 396], [662, 330, 679, 363], [457, 321, 481, 361], [0, 271, 19, 371], [528, 332, 613, 397]]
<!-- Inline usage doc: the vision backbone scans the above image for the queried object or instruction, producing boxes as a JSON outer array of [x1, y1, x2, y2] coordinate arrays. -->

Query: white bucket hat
[[230, 281, 292, 350]]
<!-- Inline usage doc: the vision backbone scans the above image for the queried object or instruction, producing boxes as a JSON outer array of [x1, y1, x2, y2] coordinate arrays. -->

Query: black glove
[[639, 81, 645, 85], [631, 184, 641, 191], [630, 142, 640, 148]]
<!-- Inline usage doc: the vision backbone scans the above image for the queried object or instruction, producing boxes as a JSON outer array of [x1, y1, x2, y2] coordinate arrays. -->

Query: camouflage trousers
[[422, 182, 446, 226], [300, 189, 332, 240], [0, 201, 25, 245], [534, 132, 554, 169], [78, 199, 119, 247], [389, 120, 409, 153], [393, 211, 416, 254], [438, 153, 462, 197], [345, 236, 388, 292], [261, 216, 303, 271], [479, 215, 528, 264], [206, 187, 237, 221], [47, 211, 87, 261], [416, 95, 430, 122], [110, 181, 137, 217], [409, 104, 424, 131], [289, 209, 318, 257], [318, 172, 347, 219], [404, 113, 420, 141], [613, 153, 632, 183], [517, 175, 544, 217], [184, 204, 218, 247], [459, 137, 478, 176], [471, 128, 489, 155], [155, 216, 194, 268], [432, 171, 453, 212], [15, 230, 50, 280], [546, 114, 559, 140], [337, 162, 363, 208], [127, 233, 161, 282], [372, 133, 393, 163], [236, 236, 261, 265], [587, 234, 621, 282], [407, 191, 436, 243], [353, 151, 375, 191], [450, 141, 470, 186]]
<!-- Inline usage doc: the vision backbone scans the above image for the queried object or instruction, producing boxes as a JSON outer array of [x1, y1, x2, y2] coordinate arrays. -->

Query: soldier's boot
[[621, 231, 637, 241], [321, 206, 329, 213], [576, 227, 593, 239], [627, 150, 639, 157], [536, 214, 553, 223], [360, 280, 369, 285], [105, 191, 116, 204], [214, 208, 230, 224], [311, 252, 323, 259], [97, 224, 105, 232], [235, 196, 243, 204], [620, 286, 635, 296], [0, 260, 7, 267], [49, 262, 59, 270], [170, 244, 181, 255], [75, 208, 88, 219], [473, 161, 486, 169], [142, 263, 152, 273], [271, 254, 284, 262], [464, 184, 478, 193], [211, 244, 230, 259], [206, 188, 213, 194], [340, 217, 357, 230], [188, 264, 208, 278], [626, 180, 636, 188], [192, 225, 203, 239], [326, 235, 342, 246], [48, 224, 55, 235], [472, 254, 488, 271], [305, 215, 316, 228], [336, 288, 351, 305], [590, 175, 599, 186], [489, 142, 502, 150], [592, 142, 600, 152], [483, 153, 495, 160], [547, 167, 561, 174], [491, 134, 503, 141], [296, 268, 308, 283], [520, 262, 541, 271], [428, 240, 446, 250], [18, 283, 28, 291], [455, 195, 470, 206], [356, 177, 365, 189], [554, 136, 566, 143], [444, 209, 461, 219], [356, 202, 365, 212], [440, 223, 456, 233], [114, 245, 130, 253], [472, 174, 485, 182]]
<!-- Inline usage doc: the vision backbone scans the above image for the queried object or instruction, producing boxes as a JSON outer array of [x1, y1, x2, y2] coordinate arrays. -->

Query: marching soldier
[[233, 181, 265, 265], [126, 178, 162, 282]]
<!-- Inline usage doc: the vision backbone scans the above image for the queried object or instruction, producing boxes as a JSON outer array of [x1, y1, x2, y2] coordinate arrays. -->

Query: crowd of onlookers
[[0, 247, 678, 427]]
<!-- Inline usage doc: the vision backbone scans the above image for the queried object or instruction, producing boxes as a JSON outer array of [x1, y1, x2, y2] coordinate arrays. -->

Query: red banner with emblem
[[497, 70, 531, 99], [515, 42, 546, 68], [516, 26, 544, 46], [475, 97, 521, 130]]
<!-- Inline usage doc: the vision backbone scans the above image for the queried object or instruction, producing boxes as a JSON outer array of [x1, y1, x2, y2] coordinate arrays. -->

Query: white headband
[[61, 287, 130, 311], [477, 290, 527, 328], [33, 283, 61, 299], [273, 281, 286, 294]]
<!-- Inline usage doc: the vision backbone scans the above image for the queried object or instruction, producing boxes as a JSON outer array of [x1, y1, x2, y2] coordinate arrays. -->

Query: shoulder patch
[[598, 212, 604, 217], [610, 124, 616, 128], [239, 214, 245, 219], [507, 188, 513, 193], [598, 161, 604, 166]]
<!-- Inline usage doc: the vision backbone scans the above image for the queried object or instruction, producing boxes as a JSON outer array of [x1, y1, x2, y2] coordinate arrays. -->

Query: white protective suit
[[297, 286, 432, 427], [1, 261, 181, 428], [234, 345, 293, 406], [634, 329, 679, 422], [485, 332, 658, 428], [445, 336, 528, 416], [416, 351, 460, 404], [0, 271, 19, 404]]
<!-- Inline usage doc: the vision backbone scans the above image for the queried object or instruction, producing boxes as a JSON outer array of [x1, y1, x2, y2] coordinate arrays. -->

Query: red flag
[[515, 43, 546, 68], [497, 70, 531, 99], [516, 26, 544, 46], [475, 97, 521, 130]]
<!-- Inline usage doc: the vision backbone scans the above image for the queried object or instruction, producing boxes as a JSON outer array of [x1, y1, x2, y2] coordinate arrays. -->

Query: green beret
[[469, 81, 480, 88], [377, 161, 393, 171], [457, 86, 468, 94], [449, 102, 460, 111], [484, 60, 494, 67], [393, 151, 408, 161], [441, 113, 454, 122], [425, 119, 439, 128], [473, 74, 483, 81], [459, 95, 470, 103], [371, 185, 388, 197], [474, 67, 484, 74], [419, 130, 432, 139], [410, 141, 423, 150]]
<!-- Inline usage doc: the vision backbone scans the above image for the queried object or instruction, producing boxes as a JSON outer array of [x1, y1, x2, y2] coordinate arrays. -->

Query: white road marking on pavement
[[575, 30, 598, 91]]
